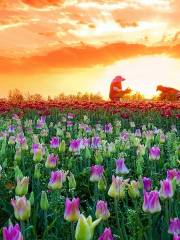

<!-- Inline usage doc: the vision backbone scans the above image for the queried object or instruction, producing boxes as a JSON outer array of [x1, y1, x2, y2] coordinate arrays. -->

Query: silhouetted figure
[[156, 85, 180, 101], [109, 76, 131, 101]]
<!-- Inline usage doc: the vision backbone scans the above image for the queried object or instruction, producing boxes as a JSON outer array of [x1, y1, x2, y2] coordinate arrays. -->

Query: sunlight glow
[[98, 55, 180, 99]]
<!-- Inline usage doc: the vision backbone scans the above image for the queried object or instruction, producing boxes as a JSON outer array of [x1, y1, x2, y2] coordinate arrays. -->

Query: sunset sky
[[0, 0, 180, 99]]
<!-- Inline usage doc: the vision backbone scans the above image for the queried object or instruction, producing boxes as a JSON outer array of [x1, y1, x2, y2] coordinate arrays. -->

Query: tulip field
[[0, 100, 179, 240]]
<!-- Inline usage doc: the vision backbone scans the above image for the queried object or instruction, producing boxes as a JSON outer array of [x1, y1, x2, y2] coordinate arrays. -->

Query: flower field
[[0, 100, 179, 240]]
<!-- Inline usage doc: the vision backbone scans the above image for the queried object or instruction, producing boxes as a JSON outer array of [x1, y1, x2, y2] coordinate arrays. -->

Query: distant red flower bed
[[0, 99, 179, 119]]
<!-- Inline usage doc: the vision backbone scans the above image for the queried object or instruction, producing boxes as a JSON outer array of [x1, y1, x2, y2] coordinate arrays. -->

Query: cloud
[[0, 42, 179, 74], [115, 19, 138, 28], [21, 0, 64, 8]]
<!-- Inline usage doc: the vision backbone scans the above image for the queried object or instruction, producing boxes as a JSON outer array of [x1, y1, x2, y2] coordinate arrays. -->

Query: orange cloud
[[0, 42, 179, 74], [21, 0, 64, 8]]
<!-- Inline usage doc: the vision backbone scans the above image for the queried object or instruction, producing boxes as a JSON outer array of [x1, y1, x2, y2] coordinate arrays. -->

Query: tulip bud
[[40, 191, 49, 211], [59, 140, 66, 153], [33, 151, 42, 162], [34, 164, 41, 179], [68, 173, 76, 190], [14, 166, 23, 180], [14, 149, 21, 164], [128, 180, 140, 199], [29, 192, 34, 206], [15, 177, 29, 196], [84, 148, 91, 159], [98, 176, 107, 192], [95, 151, 103, 164]]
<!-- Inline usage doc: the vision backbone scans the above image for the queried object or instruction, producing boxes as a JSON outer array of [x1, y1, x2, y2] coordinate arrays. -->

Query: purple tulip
[[91, 136, 101, 149], [115, 158, 129, 175], [16, 134, 26, 146], [168, 218, 180, 235], [120, 131, 129, 141], [143, 177, 152, 191], [48, 170, 67, 190], [142, 190, 161, 214], [95, 201, 110, 220], [50, 137, 60, 149], [135, 129, 141, 137], [32, 143, 40, 154], [104, 123, 113, 133], [45, 154, 59, 169], [32, 143, 45, 155], [64, 198, 80, 222], [3, 223, 23, 240], [8, 125, 15, 133], [159, 179, 174, 199], [98, 228, 113, 240], [90, 165, 104, 182], [36, 116, 46, 129], [149, 146, 160, 160], [69, 139, 82, 152]]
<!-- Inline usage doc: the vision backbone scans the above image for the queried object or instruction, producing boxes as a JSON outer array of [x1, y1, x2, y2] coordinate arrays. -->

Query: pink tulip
[[64, 198, 80, 222], [90, 165, 104, 182], [95, 201, 110, 220], [11, 196, 31, 221], [45, 154, 59, 169], [115, 158, 129, 175], [48, 170, 67, 190]]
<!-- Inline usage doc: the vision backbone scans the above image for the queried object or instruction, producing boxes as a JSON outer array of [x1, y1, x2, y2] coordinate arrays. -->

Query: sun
[[99, 55, 180, 99]]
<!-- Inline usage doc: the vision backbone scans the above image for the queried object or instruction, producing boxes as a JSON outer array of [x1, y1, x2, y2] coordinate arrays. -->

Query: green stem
[[148, 215, 153, 240], [114, 198, 124, 240], [165, 200, 170, 240], [44, 210, 48, 230], [71, 222, 75, 240], [20, 221, 25, 240]]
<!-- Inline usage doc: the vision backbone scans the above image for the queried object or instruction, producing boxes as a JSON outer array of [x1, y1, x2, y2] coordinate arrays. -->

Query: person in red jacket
[[109, 75, 126, 101]]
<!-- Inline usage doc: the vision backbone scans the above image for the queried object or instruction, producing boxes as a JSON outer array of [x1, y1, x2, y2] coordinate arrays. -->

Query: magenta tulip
[[3, 224, 23, 240], [98, 228, 113, 240], [142, 190, 161, 214]]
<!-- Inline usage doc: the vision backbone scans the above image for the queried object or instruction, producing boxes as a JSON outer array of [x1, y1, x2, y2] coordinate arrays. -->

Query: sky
[[0, 0, 180, 99]]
